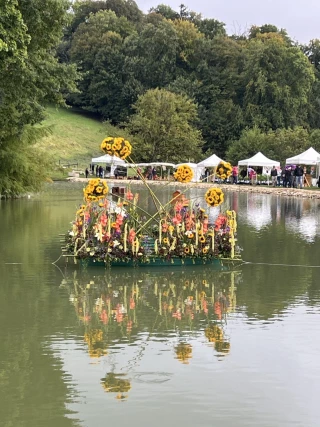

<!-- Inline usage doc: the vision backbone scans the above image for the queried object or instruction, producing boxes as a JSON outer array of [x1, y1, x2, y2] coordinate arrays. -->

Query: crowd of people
[[84, 163, 320, 188]]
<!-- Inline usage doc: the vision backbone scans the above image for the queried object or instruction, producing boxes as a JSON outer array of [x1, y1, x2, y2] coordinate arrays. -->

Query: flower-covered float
[[63, 138, 241, 267]]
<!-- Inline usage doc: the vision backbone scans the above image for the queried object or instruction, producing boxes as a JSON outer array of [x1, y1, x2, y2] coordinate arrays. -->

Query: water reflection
[[237, 192, 320, 242], [60, 269, 240, 399]]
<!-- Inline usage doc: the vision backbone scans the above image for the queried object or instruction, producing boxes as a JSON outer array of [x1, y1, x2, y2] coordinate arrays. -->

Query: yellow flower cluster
[[205, 187, 224, 207], [101, 136, 132, 160], [174, 164, 194, 183], [83, 178, 108, 202], [216, 161, 232, 180]]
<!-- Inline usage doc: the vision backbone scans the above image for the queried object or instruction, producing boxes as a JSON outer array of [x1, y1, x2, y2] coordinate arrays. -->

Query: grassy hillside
[[37, 105, 127, 171]]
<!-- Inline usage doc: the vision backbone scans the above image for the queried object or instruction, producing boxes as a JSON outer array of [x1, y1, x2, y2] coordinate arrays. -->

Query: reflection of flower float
[[64, 271, 239, 357], [175, 343, 193, 364], [84, 329, 108, 358], [63, 137, 241, 267], [101, 373, 131, 400], [205, 324, 230, 354]]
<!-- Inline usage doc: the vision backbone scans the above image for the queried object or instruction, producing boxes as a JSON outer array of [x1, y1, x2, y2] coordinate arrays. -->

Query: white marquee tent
[[197, 154, 223, 168], [91, 154, 128, 177], [238, 152, 280, 168], [285, 147, 320, 165], [91, 154, 127, 166]]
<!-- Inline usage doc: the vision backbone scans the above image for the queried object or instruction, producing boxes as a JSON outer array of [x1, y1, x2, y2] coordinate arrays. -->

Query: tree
[[241, 33, 315, 130], [125, 20, 178, 89], [149, 4, 179, 20], [226, 127, 309, 164], [0, 0, 77, 196], [127, 88, 203, 162], [195, 18, 226, 39], [190, 36, 245, 156], [69, 10, 139, 122]]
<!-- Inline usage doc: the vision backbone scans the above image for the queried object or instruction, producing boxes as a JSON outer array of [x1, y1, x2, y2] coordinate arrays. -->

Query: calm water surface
[[0, 183, 319, 427]]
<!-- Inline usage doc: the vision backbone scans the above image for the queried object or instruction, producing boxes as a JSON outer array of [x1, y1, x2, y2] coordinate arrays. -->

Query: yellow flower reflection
[[175, 342, 193, 364], [101, 373, 131, 400], [84, 329, 108, 358]]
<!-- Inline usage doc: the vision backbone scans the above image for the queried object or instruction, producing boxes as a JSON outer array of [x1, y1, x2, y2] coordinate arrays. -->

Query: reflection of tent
[[197, 154, 223, 167], [238, 152, 280, 167], [286, 147, 320, 165], [175, 162, 203, 182], [91, 154, 127, 177]]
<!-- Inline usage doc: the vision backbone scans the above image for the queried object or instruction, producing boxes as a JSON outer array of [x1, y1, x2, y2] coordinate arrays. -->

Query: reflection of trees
[[0, 267, 79, 427], [62, 269, 241, 358]]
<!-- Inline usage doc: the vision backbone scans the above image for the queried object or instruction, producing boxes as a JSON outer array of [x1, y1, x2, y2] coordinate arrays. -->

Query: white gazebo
[[197, 153, 223, 167], [285, 147, 320, 165], [238, 152, 280, 168], [91, 154, 127, 177]]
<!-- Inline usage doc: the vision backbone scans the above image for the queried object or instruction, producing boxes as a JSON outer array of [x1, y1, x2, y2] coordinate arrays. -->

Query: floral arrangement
[[174, 164, 194, 183], [205, 187, 224, 207], [64, 136, 240, 266], [101, 136, 132, 160], [216, 161, 232, 180], [83, 178, 109, 202]]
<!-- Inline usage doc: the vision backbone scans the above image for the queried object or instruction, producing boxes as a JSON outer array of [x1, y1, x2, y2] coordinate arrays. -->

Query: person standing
[[271, 166, 277, 187], [277, 167, 282, 186], [85, 167, 89, 178], [232, 166, 238, 184], [294, 164, 304, 189]]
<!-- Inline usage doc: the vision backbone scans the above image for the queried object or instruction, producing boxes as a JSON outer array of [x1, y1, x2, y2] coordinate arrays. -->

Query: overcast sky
[[136, 0, 319, 43]]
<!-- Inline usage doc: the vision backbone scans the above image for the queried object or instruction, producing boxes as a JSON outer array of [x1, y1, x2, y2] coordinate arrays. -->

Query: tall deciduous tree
[[127, 88, 203, 162], [241, 33, 315, 130], [0, 0, 77, 196]]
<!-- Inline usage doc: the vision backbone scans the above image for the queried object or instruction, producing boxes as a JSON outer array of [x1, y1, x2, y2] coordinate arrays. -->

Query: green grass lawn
[[37, 105, 128, 173]]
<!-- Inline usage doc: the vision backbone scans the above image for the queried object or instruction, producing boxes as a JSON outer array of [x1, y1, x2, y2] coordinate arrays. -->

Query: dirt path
[[67, 177, 320, 200]]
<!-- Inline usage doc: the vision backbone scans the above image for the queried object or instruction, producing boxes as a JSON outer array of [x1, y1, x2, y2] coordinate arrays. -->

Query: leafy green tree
[[70, 0, 143, 32], [0, 0, 77, 196], [241, 33, 315, 130], [226, 126, 309, 164], [69, 9, 139, 122], [149, 4, 179, 20], [127, 88, 203, 162], [190, 36, 245, 156], [195, 18, 226, 39], [125, 20, 178, 89]]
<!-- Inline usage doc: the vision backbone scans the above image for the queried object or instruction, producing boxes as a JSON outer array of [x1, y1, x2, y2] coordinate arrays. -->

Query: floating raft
[[63, 254, 242, 269]]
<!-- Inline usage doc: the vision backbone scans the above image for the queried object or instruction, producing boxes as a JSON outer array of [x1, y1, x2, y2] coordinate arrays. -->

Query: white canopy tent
[[197, 153, 223, 168], [175, 162, 203, 182], [285, 147, 320, 165], [91, 154, 128, 177], [238, 152, 280, 168]]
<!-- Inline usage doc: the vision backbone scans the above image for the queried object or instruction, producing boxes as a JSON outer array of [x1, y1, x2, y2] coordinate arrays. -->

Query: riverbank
[[66, 177, 320, 200]]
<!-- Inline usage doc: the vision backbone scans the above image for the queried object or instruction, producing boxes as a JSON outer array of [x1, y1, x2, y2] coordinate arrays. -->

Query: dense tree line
[[59, 0, 320, 162], [0, 0, 77, 196], [2, 0, 320, 195]]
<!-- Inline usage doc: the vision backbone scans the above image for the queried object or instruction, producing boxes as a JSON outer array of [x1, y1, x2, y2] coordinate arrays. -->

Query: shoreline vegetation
[[65, 177, 320, 200]]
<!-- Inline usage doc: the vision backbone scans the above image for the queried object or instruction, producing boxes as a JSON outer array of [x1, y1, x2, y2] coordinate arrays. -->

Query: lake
[[0, 182, 319, 427]]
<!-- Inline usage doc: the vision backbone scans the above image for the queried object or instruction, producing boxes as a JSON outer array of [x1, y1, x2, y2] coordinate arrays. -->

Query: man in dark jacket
[[294, 165, 304, 189], [271, 166, 277, 187]]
